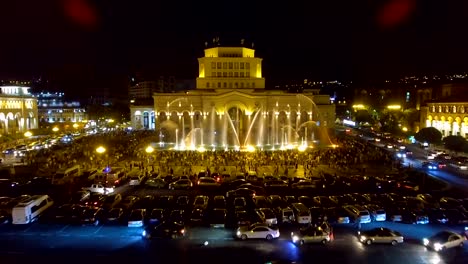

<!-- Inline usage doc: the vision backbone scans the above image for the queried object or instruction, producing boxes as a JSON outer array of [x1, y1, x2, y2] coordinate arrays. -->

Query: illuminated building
[[0, 85, 38, 134], [131, 43, 335, 148], [420, 101, 468, 138], [36, 92, 87, 126], [419, 83, 468, 137]]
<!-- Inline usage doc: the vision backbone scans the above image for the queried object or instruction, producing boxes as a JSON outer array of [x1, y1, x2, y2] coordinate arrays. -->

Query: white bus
[[12, 195, 54, 224], [291, 203, 312, 224], [53, 165, 81, 185]]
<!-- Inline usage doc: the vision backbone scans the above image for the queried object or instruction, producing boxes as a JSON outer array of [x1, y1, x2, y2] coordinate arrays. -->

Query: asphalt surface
[[0, 218, 466, 264]]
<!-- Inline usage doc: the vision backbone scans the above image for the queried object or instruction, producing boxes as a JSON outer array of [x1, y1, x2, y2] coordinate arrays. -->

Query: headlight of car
[[360, 236, 366, 242], [434, 243, 443, 251], [423, 238, 429, 246], [292, 235, 299, 243], [142, 230, 146, 237], [236, 230, 241, 236]]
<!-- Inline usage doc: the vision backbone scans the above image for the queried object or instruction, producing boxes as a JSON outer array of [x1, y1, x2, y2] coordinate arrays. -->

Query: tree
[[415, 127, 442, 144], [443, 135, 468, 152], [355, 110, 373, 125]]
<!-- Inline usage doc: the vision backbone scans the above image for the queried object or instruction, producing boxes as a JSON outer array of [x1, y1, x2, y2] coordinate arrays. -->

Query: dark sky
[[1, 0, 468, 97]]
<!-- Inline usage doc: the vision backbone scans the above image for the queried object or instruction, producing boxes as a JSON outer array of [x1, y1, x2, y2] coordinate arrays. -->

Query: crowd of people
[[13, 130, 397, 181]]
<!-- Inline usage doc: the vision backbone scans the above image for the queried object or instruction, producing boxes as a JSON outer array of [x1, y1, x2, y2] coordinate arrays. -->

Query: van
[[12, 195, 54, 224], [53, 165, 81, 185], [106, 167, 127, 186], [291, 203, 311, 224]]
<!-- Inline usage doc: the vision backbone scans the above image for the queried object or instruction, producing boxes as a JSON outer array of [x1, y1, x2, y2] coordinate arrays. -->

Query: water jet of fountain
[[243, 107, 263, 147]]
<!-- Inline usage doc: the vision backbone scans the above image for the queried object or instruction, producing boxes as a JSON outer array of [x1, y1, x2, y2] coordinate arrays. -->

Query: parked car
[[226, 188, 256, 198], [80, 207, 104, 226], [148, 208, 165, 225], [128, 209, 146, 227], [169, 179, 193, 190], [105, 208, 124, 223]]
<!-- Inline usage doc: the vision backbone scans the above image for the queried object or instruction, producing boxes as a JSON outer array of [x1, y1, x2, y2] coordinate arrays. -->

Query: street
[[0, 219, 466, 264]]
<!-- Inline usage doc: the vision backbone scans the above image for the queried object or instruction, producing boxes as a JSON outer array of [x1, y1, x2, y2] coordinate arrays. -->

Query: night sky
[[1, 0, 468, 97]]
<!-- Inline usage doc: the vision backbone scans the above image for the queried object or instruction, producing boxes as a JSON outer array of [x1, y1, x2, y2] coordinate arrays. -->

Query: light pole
[[96, 146, 108, 194], [145, 146, 154, 175]]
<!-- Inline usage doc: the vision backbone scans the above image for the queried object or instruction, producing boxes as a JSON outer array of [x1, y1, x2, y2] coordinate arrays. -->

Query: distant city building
[[420, 83, 468, 138], [129, 75, 186, 99], [0, 85, 38, 134], [131, 42, 335, 149], [35, 92, 87, 126]]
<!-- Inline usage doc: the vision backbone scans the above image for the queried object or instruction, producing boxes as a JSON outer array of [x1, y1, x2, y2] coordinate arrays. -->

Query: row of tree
[[415, 127, 468, 152]]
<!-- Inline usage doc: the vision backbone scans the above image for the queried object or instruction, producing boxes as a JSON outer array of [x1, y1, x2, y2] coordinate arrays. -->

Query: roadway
[[0, 220, 466, 264]]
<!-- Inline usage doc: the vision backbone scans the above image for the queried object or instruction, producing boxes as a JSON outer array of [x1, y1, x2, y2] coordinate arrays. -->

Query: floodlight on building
[[352, 104, 365, 109], [387, 105, 401, 110]]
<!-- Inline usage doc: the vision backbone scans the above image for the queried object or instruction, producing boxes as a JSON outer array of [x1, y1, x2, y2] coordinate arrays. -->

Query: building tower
[[196, 46, 265, 89]]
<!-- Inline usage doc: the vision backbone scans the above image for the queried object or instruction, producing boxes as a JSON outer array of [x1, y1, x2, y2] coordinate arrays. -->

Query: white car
[[358, 228, 404, 246], [197, 177, 219, 187], [291, 227, 331, 245], [371, 209, 387, 222], [236, 223, 280, 240], [82, 184, 114, 194], [423, 231, 466, 251]]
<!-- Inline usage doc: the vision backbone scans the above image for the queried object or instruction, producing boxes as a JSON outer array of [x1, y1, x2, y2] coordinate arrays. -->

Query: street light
[[145, 146, 154, 174], [73, 123, 79, 129], [24, 131, 32, 138], [52, 127, 59, 132], [145, 146, 154, 154], [96, 146, 106, 154], [96, 146, 108, 194]]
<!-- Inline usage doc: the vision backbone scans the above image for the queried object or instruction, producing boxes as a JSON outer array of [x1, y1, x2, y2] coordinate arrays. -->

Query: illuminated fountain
[[157, 94, 332, 151]]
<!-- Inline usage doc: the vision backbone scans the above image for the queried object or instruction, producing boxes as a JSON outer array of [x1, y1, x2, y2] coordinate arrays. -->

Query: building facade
[[0, 85, 38, 134], [36, 92, 87, 126], [130, 45, 335, 149], [420, 101, 468, 138]]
